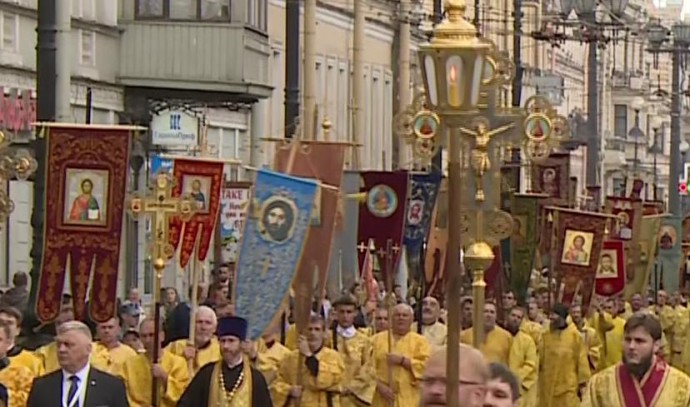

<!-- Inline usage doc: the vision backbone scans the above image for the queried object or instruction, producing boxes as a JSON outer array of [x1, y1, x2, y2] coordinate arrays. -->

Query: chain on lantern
[[0, 130, 38, 224]]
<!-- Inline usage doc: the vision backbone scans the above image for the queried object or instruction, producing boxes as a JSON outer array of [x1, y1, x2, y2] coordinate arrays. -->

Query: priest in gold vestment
[[370, 303, 431, 407], [330, 295, 376, 407], [571, 304, 602, 372], [93, 316, 137, 375], [244, 324, 289, 385], [412, 297, 447, 350], [539, 303, 590, 407], [0, 307, 42, 377], [505, 307, 538, 407], [460, 302, 512, 364], [118, 318, 189, 407], [0, 321, 32, 407], [178, 316, 273, 407], [271, 315, 345, 407], [582, 313, 690, 407], [165, 305, 220, 376]]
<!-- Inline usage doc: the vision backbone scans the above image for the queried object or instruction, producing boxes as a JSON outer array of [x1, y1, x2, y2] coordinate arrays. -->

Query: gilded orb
[[464, 241, 495, 272], [152, 257, 166, 271]]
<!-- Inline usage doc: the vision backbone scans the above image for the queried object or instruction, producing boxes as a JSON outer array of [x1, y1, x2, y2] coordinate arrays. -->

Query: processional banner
[[328, 171, 360, 295], [625, 215, 664, 298], [219, 183, 252, 264], [643, 201, 664, 215], [509, 194, 547, 302], [425, 179, 447, 298], [234, 169, 318, 341], [594, 240, 626, 297], [549, 207, 611, 310], [529, 153, 570, 207], [357, 171, 409, 282], [658, 216, 683, 290], [36, 125, 133, 323], [403, 172, 441, 277], [168, 158, 224, 268], [274, 141, 346, 333]]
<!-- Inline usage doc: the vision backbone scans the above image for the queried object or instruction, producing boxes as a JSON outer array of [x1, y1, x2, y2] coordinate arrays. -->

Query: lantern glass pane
[[424, 55, 438, 105], [471, 55, 485, 106], [446, 55, 464, 107]]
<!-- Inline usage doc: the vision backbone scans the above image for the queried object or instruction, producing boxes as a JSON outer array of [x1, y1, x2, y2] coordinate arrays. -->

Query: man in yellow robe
[[94, 316, 137, 374], [0, 321, 32, 407], [520, 315, 543, 348], [412, 297, 447, 350], [244, 322, 289, 384], [460, 302, 512, 364], [600, 299, 626, 369], [369, 303, 431, 407], [671, 301, 688, 368], [330, 295, 376, 407], [0, 307, 41, 377], [118, 318, 189, 407], [539, 303, 590, 407], [649, 290, 676, 347], [165, 305, 220, 375], [582, 312, 690, 406], [505, 307, 538, 407], [271, 315, 345, 406], [570, 304, 602, 372]]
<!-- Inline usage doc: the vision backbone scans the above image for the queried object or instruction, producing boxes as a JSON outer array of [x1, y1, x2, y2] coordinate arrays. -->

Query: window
[[136, 0, 164, 18], [1, 12, 17, 52], [337, 62, 348, 143], [136, 0, 231, 20], [247, 0, 267, 30], [201, 0, 230, 20], [80, 30, 96, 66], [73, 0, 96, 20], [614, 104, 627, 138], [612, 177, 626, 196]]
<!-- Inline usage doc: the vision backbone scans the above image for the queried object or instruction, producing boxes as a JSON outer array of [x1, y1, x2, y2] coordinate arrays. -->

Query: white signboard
[[151, 110, 198, 146], [220, 186, 251, 263]]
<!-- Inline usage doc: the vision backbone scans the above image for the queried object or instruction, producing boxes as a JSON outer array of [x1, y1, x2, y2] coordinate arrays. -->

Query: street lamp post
[[630, 96, 645, 177], [651, 117, 663, 201], [670, 23, 690, 216], [418, 1, 492, 405]]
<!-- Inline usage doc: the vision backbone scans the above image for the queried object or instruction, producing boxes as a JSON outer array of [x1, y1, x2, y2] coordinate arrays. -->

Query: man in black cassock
[[177, 316, 273, 407]]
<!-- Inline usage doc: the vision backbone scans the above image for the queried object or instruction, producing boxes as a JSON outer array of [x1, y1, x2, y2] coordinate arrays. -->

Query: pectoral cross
[[261, 257, 273, 277], [129, 172, 196, 263]]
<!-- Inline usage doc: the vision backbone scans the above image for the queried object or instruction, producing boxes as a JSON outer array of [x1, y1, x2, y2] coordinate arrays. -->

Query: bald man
[[165, 305, 220, 376], [412, 297, 448, 349], [369, 303, 431, 407], [420, 344, 488, 407]]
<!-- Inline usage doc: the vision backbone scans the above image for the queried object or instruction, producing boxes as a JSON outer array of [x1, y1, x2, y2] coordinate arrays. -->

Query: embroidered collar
[[336, 325, 356, 338]]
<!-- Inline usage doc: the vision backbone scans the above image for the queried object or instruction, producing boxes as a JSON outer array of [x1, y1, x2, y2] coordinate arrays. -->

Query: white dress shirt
[[62, 363, 90, 407]]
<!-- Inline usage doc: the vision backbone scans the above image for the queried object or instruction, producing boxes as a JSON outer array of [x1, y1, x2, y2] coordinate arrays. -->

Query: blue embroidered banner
[[403, 172, 442, 254], [234, 169, 318, 341], [658, 215, 682, 291]]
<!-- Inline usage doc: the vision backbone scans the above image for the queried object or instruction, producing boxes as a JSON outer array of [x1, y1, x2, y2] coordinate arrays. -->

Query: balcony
[[604, 137, 627, 167], [118, 21, 272, 99]]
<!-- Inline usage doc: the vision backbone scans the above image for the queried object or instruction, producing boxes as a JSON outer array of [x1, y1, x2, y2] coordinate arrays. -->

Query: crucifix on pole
[[129, 172, 195, 407]]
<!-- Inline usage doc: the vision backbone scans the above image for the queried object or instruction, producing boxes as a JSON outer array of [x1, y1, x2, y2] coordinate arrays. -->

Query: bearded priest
[[581, 313, 690, 407], [177, 316, 273, 407]]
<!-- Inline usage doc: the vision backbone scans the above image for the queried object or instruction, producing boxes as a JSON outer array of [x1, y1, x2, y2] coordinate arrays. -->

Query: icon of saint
[[374, 189, 390, 212], [563, 234, 589, 265], [189, 179, 206, 210], [531, 119, 545, 139], [597, 253, 616, 277], [69, 178, 100, 221], [542, 168, 558, 197], [419, 117, 435, 136]]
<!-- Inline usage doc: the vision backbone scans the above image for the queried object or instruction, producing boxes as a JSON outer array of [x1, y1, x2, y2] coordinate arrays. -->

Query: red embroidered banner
[[36, 125, 131, 323], [595, 240, 625, 296], [357, 171, 409, 284], [168, 159, 224, 268]]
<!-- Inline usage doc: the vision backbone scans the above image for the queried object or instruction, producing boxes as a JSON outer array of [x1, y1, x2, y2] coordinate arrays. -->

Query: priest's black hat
[[217, 316, 248, 341]]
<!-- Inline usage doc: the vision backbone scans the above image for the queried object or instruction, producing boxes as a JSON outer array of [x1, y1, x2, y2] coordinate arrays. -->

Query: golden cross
[[357, 242, 369, 252], [129, 172, 196, 262], [261, 257, 273, 277]]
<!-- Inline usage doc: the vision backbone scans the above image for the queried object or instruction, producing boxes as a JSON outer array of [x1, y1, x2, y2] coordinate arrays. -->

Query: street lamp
[[650, 116, 663, 201], [418, 1, 492, 405], [629, 96, 646, 177]]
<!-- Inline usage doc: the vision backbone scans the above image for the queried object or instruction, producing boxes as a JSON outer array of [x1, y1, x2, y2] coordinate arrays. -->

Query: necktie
[[67, 375, 79, 407]]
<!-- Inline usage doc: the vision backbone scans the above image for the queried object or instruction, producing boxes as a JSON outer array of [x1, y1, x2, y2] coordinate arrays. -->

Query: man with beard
[[419, 344, 488, 407], [460, 302, 511, 364], [461, 297, 473, 330], [412, 297, 447, 349], [538, 303, 590, 407], [581, 313, 690, 406], [505, 307, 537, 407]]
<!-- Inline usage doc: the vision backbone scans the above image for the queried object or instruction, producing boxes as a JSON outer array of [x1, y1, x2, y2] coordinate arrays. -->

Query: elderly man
[[165, 305, 219, 375], [420, 344, 488, 407], [271, 315, 344, 406], [26, 321, 128, 407], [370, 303, 431, 407], [460, 302, 512, 364], [413, 297, 447, 349], [178, 316, 273, 406], [118, 319, 189, 407]]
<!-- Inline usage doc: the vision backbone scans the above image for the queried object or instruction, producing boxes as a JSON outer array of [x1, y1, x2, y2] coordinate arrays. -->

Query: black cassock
[[177, 361, 273, 407]]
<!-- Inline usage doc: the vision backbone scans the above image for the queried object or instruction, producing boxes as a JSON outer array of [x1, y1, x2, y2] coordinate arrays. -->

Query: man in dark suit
[[27, 320, 129, 407]]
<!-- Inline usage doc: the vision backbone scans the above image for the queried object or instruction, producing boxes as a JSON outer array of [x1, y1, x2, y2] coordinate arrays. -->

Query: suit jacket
[[27, 366, 129, 407]]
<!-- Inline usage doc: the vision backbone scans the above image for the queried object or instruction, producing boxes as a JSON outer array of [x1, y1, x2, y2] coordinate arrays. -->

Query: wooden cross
[[129, 172, 196, 263]]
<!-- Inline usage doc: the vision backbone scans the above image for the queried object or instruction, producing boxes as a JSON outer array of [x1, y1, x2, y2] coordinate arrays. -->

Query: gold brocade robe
[[460, 326, 512, 364], [520, 320, 543, 350], [602, 317, 625, 369], [581, 361, 690, 407], [166, 338, 220, 375], [7, 349, 42, 378], [411, 321, 447, 350], [34, 341, 111, 373], [254, 339, 290, 384], [671, 307, 688, 368], [369, 331, 431, 407], [332, 331, 376, 407], [93, 342, 137, 375], [118, 351, 190, 407], [649, 305, 676, 340], [0, 364, 34, 407], [508, 331, 538, 407], [538, 324, 591, 407], [576, 324, 602, 372], [286, 324, 333, 350], [271, 348, 345, 407]]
